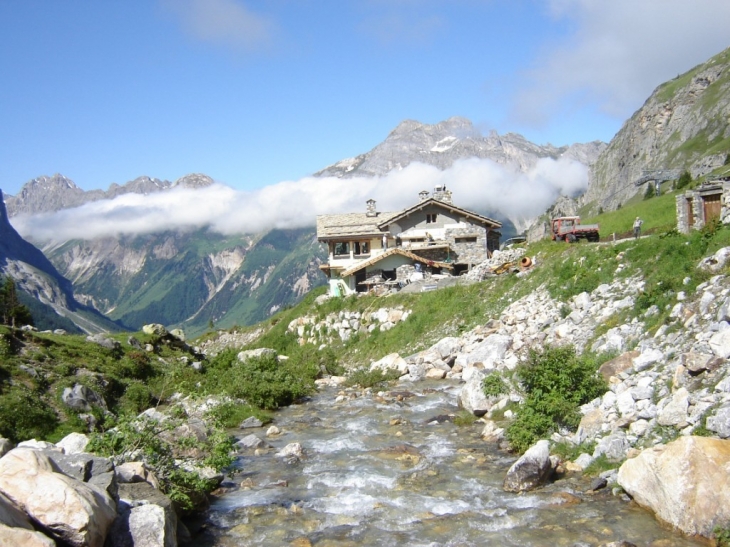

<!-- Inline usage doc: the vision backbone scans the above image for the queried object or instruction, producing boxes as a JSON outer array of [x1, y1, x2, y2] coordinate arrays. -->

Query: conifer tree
[[0, 277, 33, 328]]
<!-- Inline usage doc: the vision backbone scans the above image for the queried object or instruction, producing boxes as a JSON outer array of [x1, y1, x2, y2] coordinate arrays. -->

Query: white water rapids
[[201, 382, 704, 546]]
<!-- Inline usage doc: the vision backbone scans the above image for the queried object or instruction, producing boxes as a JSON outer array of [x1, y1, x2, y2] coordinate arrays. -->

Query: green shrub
[[715, 524, 730, 547], [119, 381, 153, 414], [482, 373, 508, 397], [506, 345, 607, 453], [453, 410, 478, 427], [583, 454, 619, 477], [206, 401, 272, 428], [206, 350, 317, 410], [345, 366, 402, 388], [88, 415, 235, 512], [0, 387, 58, 442], [551, 440, 596, 461]]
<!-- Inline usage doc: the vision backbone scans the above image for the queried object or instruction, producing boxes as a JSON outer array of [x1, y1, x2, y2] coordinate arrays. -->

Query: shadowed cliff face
[[0, 189, 71, 288], [0, 187, 77, 308]]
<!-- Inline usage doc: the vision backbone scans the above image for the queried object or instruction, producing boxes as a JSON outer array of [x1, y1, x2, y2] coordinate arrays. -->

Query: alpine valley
[[2, 119, 605, 336], [3, 45, 730, 336]]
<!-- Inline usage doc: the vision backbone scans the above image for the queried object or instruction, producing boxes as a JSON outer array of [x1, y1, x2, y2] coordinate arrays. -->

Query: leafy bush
[[88, 415, 235, 512], [119, 381, 153, 414], [506, 345, 607, 453], [206, 350, 317, 409], [715, 524, 730, 547], [206, 400, 272, 428], [345, 366, 402, 388], [583, 454, 619, 477], [453, 410, 478, 427], [482, 373, 508, 397], [0, 387, 58, 442]]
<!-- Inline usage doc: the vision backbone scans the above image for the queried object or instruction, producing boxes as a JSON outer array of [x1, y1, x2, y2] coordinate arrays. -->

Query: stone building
[[676, 180, 730, 233], [316, 187, 501, 294]]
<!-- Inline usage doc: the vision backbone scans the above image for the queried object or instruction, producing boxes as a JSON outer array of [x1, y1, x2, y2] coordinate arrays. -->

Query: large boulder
[[0, 448, 116, 547], [56, 432, 90, 455], [456, 334, 511, 370], [707, 402, 730, 438], [85, 334, 121, 351], [0, 490, 34, 529], [457, 371, 492, 417], [142, 324, 168, 337], [62, 383, 107, 412], [617, 436, 730, 538], [503, 440, 553, 492], [370, 353, 409, 375], [0, 524, 55, 547], [107, 483, 177, 547]]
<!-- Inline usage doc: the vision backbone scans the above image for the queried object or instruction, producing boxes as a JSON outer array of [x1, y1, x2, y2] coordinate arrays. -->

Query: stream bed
[[201, 381, 704, 546]]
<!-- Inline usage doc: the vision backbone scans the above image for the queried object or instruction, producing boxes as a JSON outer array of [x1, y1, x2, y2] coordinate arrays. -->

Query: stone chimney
[[366, 199, 377, 217], [419, 190, 430, 201], [433, 185, 452, 203]]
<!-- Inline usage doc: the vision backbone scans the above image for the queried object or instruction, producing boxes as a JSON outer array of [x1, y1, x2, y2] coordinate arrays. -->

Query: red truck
[[551, 216, 600, 243]]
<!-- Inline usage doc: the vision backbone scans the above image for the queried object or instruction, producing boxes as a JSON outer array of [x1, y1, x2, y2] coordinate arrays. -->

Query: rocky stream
[[202, 382, 704, 547]]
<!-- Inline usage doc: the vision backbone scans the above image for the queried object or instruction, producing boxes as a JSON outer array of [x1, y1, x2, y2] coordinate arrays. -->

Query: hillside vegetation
[[3, 195, 730, 508]]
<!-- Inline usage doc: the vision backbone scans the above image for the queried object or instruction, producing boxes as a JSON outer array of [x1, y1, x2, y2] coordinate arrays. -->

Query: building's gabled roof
[[377, 198, 501, 229], [316, 211, 397, 240], [340, 247, 453, 277]]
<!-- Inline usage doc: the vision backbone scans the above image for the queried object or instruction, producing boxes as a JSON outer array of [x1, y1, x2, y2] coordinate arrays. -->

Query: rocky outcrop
[[0, 447, 116, 547], [288, 307, 411, 345], [584, 46, 730, 212], [107, 483, 178, 547], [617, 436, 730, 537], [503, 440, 553, 492]]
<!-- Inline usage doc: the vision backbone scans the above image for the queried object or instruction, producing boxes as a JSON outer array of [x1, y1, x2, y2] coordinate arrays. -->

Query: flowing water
[[203, 381, 705, 546]]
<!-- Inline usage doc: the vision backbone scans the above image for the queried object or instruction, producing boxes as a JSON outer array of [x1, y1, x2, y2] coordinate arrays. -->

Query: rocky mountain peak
[[583, 46, 730, 212], [173, 173, 215, 189], [314, 117, 606, 193]]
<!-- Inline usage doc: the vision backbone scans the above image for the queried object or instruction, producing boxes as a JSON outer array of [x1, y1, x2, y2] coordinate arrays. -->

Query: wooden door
[[686, 198, 694, 228], [703, 194, 722, 223]]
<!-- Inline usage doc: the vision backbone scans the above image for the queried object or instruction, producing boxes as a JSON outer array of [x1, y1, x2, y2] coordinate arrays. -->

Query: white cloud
[[512, 0, 730, 125], [161, 0, 275, 52], [13, 158, 587, 242]]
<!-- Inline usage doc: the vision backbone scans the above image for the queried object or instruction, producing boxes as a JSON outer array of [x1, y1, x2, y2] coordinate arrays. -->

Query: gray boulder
[[107, 482, 177, 547], [237, 348, 277, 363], [707, 402, 730, 438], [86, 333, 121, 351], [62, 383, 107, 411], [457, 371, 492, 417], [593, 432, 631, 462], [503, 440, 553, 492], [239, 416, 264, 429]]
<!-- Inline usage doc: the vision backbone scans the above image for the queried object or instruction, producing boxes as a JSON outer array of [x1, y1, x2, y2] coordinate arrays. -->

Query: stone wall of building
[[676, 182, 730, 234], [444, 227, 489, 265]]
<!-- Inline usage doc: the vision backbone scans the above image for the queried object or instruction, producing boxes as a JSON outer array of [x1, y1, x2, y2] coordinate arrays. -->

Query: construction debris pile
[[464, 247, 531, 282]]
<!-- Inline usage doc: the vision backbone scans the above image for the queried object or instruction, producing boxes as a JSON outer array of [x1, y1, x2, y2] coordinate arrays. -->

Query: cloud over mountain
[[13, 156, 587, 242], [512, 0, 730, 126]]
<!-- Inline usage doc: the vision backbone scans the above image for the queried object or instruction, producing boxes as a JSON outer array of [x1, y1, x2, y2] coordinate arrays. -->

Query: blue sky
[[1, 0, 729, 198]]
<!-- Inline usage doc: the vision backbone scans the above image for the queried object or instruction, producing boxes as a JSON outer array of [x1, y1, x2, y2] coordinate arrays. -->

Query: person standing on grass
[[633, 216, 643, 239]]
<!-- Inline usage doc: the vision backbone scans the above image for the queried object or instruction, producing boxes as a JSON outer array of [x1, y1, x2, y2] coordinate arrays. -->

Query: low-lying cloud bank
[[13, 157, 588, 242]]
